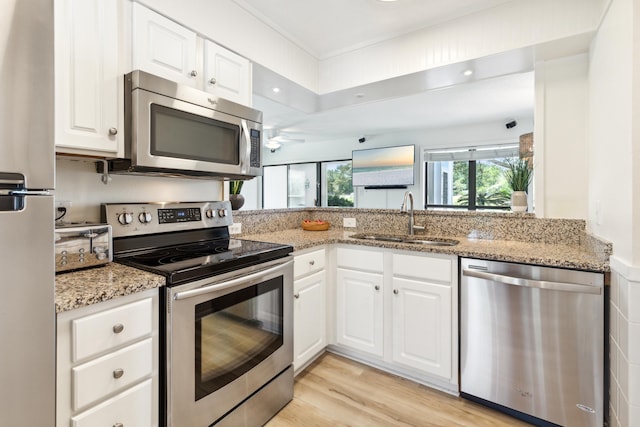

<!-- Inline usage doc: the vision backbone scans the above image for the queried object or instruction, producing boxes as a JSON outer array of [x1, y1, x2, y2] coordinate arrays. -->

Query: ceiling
[[231, 0, 514, 60], [233, 0, 534, 146]]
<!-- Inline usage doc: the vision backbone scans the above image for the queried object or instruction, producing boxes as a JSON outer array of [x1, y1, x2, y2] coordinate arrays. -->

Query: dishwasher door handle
[[462, 268, 602, 295]]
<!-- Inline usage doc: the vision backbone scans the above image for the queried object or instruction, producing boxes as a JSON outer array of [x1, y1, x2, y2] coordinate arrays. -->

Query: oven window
[[150, 104, 240, 165], [194, 277, 283, 400]]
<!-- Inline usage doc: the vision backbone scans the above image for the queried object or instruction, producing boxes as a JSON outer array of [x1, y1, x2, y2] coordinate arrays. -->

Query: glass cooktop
[[115, 238, 292, 285]]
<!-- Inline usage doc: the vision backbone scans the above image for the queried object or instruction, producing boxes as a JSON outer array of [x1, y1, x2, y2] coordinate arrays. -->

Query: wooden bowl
[[301, 220, 330, 231]]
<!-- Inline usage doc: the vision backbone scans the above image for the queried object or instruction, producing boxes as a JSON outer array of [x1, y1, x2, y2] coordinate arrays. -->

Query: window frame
[[423, 145, 521, 211]]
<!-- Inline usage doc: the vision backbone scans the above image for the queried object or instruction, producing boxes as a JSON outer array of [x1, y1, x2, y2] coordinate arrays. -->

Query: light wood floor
[[266, 352, 531, 427]]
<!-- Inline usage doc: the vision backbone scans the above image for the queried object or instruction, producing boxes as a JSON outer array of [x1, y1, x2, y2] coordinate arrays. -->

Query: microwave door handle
[[240, 120, 250, 171]]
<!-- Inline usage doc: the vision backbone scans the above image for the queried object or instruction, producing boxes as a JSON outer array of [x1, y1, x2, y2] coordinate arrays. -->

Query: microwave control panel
[[250, 129, 261, 168]]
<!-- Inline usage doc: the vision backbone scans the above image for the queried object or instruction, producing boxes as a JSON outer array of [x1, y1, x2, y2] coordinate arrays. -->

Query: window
[[425, 145, 521, 210], [263, 160, 353, 208], [323, 160, 353, 207]]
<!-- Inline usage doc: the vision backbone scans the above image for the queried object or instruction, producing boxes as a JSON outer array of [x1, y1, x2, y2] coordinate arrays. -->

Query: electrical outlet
[[343, 218, 357, 228], [229, 223, 242, 234], [56, 200, 72, 210]]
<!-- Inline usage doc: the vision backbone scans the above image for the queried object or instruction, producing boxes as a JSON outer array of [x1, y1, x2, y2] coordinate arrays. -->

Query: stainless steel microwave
[[106, 70, 262, 179]]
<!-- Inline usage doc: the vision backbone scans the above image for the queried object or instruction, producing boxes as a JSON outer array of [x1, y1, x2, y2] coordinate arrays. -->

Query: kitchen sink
[[350, 233, 459, 246]]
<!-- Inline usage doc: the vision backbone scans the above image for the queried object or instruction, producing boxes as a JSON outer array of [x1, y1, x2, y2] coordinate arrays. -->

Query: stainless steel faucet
[[400, 191, 425, 235]]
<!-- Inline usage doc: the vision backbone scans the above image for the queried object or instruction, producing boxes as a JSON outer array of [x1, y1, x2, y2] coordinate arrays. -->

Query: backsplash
[[55, 157, 224, 223], [232, 208, 612, 258]]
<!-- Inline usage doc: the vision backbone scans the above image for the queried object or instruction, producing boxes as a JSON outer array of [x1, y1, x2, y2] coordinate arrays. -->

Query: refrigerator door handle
[[462, 268, 602, 295], [0, 189, 51, 196]]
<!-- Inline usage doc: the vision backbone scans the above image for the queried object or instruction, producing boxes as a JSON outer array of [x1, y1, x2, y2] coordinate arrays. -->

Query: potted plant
[[504, 158, 533, 212], [229, 180, 245, 210]]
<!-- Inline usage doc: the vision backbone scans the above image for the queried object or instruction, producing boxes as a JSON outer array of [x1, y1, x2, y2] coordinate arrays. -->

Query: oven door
[[129, 87, 261, 177], [166, 257, 293, 427]]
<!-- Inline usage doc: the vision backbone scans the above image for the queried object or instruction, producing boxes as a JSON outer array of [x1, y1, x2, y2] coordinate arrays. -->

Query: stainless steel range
[[102, 201, 294, 427]]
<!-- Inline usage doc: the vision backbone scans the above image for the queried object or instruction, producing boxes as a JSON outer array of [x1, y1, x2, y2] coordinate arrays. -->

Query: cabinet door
[[132, 3, 197, 86], [336, 268, 383, 357], [392, 277, 452, 379], [55, 0, 121, 154], [293, 270, 326, 371], [204, 40, 251, 105]]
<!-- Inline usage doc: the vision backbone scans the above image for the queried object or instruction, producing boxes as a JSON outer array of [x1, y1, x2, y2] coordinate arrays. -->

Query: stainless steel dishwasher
[[460, 258, 605, 427]]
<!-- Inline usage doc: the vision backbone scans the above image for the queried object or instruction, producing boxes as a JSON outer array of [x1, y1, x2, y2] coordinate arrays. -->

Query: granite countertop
[[240, 228, 610, 273], [55, 263, 165, 313], [55, 226, 609, 313]]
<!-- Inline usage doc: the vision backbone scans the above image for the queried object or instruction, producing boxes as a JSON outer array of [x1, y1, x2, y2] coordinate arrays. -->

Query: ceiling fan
[[265, 129, 305, 152]]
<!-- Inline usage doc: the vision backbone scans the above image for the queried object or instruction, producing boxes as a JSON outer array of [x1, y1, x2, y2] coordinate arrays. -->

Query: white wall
[[588, 0, 634, 263], [588, 0, 640, 426], [534, 54, 589, 219], [55, 157, 223, 223], [263, 119, 533, 209], [318, 0, 604, 93]]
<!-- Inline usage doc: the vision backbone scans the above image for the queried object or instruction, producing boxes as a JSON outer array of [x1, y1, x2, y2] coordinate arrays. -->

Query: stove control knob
[[138, 212, 152, 224], [205, 209, 214, 219], [217, 209, 227, 218], [117, 212, 133, 225]]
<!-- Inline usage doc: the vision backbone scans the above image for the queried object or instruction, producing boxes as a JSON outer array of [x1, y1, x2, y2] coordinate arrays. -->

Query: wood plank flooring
[[266, 352, 531, 427]]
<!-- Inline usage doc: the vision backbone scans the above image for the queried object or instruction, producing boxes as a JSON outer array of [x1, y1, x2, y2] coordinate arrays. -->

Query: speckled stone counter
[[241, 228, 610, 273], [55, 263, 165, 313]]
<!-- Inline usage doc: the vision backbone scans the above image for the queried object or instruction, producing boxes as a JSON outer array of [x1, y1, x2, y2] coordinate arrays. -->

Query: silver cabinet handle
[[113, 368, 124, 379], [108, 127, 118, 136], [393, 289, 399, 295], [294, 293, 300, 299], [113, 423, 123, 427], [462, 269, 602, 295], [0, 189, 50, 196], [209, 77, 217, 85], [374, 285, 380, 291], [112, 323, 124, 334], [190, 70, 198, 77], [309, 260, 315, 266]]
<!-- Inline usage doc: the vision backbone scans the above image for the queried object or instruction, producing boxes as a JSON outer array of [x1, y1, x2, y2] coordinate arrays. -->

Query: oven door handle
[[173, 259, 293, 301]]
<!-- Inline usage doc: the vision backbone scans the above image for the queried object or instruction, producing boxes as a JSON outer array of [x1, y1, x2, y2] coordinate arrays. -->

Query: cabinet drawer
[[72, 297, 153, 361], [392, 253, 452, 282], [336, 247, 383, 272], [72, 338, 153, 410], [71, 379, 153, 427], [294, 248, 325, 278]]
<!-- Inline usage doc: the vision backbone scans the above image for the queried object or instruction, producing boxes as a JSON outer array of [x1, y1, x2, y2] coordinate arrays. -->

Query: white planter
[[510, 191, 527, 212]]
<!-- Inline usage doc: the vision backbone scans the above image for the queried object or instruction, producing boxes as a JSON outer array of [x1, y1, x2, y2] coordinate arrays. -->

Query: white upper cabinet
[[203, 40, 252, 105], [132, 2, 198, 87], [132, 3, 252, 106], [54, 0, 124, 156]]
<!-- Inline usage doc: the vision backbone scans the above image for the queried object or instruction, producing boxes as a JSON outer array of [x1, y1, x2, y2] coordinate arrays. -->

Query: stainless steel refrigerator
[[0, 0, 55, 425]]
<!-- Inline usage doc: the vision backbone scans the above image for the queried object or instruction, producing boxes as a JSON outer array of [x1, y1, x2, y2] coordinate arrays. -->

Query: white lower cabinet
[[57, 289, 159, 427], [335, 267, 384, 357], [293, 248, 327, 372], [333, 246, 458, 390], [391, 277, 451, 378]]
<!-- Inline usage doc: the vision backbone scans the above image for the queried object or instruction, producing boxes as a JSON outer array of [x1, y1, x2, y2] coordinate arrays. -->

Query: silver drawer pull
[[294, 293, 300, 299], [113, 423, 124, 427], [113, 368, 124, 379], [393, 289, 399, 295], [112, 323, 124, 334], [309, 260, 315, 266], [374, 285, 380, 291]]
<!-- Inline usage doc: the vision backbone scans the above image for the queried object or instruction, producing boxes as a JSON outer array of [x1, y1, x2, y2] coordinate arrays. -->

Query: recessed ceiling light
[[377, 0, 399, 2], [272, 87, 280, 93], [355, 92, 365, 98], [463, 69, 473, 76]]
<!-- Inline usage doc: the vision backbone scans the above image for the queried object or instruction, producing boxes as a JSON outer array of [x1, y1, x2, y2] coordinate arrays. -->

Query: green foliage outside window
[[327, 162, 354, 207]]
